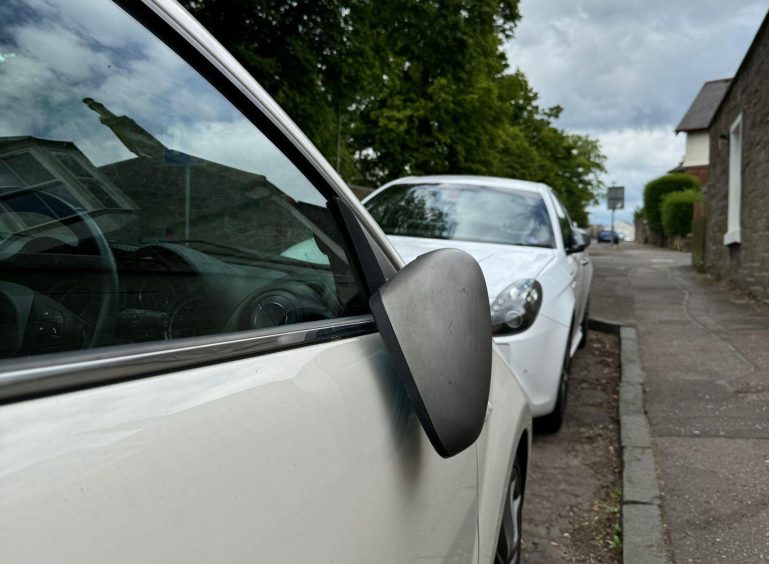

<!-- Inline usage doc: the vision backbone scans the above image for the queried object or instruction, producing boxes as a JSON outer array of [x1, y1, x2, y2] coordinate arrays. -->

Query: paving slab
[[622, 504, 668, 564], [622, 446, 660, 505], [620, 414, 651, 448]]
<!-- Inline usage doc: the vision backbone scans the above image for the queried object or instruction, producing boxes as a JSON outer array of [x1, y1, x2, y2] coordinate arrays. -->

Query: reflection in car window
[[0, 0, 368, 360], [366, 183, 555, 248]]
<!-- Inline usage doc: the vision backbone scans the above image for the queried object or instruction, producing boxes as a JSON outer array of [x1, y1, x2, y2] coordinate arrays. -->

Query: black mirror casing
[[370, 248, 492, 458], [567, 229, 590, 253], [579, 228, 592, 248]]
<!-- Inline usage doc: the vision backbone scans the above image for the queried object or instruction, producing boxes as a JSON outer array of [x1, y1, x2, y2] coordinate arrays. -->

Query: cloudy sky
[[505, 0, 769, 226]]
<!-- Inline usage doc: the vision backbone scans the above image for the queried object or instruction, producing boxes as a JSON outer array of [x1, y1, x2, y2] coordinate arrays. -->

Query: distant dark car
[[597, 230, 620, 244]]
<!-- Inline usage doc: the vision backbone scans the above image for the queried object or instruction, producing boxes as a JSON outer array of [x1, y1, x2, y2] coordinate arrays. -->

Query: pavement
[[589, 242, 769, 563]]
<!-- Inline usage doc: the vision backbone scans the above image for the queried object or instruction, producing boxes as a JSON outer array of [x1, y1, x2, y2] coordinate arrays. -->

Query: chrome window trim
[[0, 315, 377, 404]]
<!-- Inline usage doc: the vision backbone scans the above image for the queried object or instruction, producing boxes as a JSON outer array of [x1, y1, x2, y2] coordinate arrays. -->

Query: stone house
[[704, 12, 769, 300], [674, 78, 731, 185]]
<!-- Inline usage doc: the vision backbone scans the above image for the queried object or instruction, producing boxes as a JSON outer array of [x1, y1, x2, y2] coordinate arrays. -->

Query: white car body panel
[[385, 235, 555, 301], [493, 315, 570, 414], [475, 355, 532, 564], [364, 176, 593, 417], [1, 335, 483, 563], [0, 2, 532, 563]]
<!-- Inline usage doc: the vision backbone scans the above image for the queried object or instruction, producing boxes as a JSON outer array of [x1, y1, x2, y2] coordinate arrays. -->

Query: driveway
[[589, 242, 769, 562]]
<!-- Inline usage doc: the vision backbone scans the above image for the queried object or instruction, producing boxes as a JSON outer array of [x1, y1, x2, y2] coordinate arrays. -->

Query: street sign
[[608, 185, 625, 210]]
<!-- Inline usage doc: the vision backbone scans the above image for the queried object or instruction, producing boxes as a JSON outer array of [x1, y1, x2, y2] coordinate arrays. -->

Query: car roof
[[382, 174, 548, 194]]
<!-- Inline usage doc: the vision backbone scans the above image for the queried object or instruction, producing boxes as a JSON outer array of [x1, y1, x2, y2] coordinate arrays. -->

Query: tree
[[180, 0, 369, 177], [181, 0, 605, 223], [643, 173, 701, 235]]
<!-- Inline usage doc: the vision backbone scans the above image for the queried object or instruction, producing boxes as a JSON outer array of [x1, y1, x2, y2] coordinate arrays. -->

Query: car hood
[[386, 235, 555, 300]]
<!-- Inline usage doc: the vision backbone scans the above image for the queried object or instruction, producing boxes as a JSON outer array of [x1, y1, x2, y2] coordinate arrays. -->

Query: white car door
[[548, 192, 589, 347], [0, 1, 479, 562]]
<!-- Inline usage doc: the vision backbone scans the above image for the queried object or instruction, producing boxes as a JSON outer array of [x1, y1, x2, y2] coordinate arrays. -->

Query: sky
[[505, 0, 769, 226]]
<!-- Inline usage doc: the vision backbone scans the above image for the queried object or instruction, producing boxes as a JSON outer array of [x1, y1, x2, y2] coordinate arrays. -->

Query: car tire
[[578, 300, 589, 349], [495, 455, 524, 564], [536, 336, 571, 433]]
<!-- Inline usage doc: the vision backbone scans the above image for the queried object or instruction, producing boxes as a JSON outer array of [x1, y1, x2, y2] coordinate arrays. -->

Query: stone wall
[[706, 17, 769, 301]]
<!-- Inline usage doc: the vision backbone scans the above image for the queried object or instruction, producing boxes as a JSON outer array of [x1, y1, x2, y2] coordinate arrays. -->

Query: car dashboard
[[0, 240, 343, 358]]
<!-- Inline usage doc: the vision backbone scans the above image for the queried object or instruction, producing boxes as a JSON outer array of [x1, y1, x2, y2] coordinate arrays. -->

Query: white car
[[364, 175, 593, 430], [0, 2, 531, 564]]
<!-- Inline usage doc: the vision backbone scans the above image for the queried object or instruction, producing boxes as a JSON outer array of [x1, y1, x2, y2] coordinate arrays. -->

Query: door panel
[[0, 334, 478, 563], [476, 354, 531, 564]]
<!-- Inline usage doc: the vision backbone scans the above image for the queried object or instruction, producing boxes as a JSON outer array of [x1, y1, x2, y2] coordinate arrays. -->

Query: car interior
[[0, 135, 367, 359]]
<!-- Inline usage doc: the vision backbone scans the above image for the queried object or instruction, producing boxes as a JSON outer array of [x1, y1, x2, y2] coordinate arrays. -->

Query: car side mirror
[[567, 228, 590, 254], [370, 248, 492, 458]]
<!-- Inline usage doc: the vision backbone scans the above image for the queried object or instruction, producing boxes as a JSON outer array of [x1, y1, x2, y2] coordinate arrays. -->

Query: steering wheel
[[0, 188, 119, 355], [239, 280, 343, 331]]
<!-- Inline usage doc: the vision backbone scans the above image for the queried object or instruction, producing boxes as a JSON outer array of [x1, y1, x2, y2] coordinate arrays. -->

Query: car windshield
[[365, 183, 555, 248]]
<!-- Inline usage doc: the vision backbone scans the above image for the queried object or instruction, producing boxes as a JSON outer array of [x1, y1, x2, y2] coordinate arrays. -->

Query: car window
[[0, 0, 368, 360], [366, 183, 555, 248]]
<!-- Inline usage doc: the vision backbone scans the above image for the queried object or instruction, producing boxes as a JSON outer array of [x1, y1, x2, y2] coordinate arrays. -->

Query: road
[[589, 242, 769, 563]]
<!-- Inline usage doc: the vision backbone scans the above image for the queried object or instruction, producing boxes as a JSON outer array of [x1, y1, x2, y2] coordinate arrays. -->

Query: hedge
[[643, 173, 701, 234], [661, 189, 702, 238]]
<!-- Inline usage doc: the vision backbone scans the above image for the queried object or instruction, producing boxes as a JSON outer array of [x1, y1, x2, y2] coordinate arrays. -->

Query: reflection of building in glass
[[81, 98, 309, 252], [100, 154, 319, 254], [0, 99, 339, 257], [78, 98, 332, 254], [0, 136, 138, 237]]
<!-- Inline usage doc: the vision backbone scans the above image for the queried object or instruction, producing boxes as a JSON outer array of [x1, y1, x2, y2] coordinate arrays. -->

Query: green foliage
[[661, 189, 701, 237], [633, 207, 644, 221], [643, 173, 701, 234], [181, 0, 605, 223]]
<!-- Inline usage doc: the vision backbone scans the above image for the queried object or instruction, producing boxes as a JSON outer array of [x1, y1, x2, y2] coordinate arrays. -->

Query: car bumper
[[492, 315, 570, 417]]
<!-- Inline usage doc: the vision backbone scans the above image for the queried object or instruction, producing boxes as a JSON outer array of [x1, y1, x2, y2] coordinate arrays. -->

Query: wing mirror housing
[[331, 197, 492, 458], [370, 248, 492, 458], [567, 228, 590, 254]]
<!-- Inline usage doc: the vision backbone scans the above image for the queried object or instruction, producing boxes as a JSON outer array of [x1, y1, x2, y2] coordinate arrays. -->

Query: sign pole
[[607, 185, 625, 247]]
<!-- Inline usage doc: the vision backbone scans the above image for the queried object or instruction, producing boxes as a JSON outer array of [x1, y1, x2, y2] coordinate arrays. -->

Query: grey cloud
[[504, 0, 768, 226], [506, 0, 769, 131], [587, 127, 684, 224]]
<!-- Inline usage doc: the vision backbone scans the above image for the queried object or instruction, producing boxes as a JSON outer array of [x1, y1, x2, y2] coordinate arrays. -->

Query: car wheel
[[578, 300, 589, 349], [495, 455, 524, 564], [536, 338, 570, 433]]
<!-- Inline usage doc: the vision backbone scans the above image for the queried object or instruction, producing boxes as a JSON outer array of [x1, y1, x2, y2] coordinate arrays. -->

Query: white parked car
[[0, 2, 531, 564], [364, 175, 593, 431]]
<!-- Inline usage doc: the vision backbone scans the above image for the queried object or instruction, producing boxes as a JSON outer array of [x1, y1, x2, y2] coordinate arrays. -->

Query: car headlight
[[490, 279, 543, 335]]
